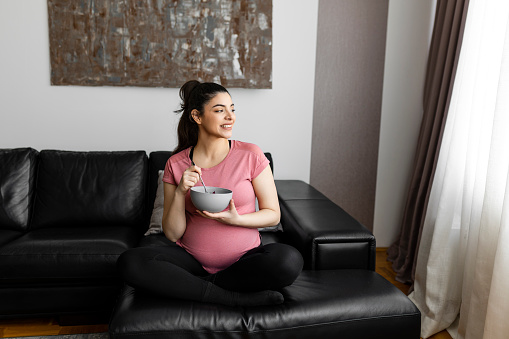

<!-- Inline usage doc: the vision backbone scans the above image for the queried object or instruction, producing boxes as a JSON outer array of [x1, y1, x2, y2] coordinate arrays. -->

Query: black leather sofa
[[0, 148, 147, 319], [0, 148, 420, 338]]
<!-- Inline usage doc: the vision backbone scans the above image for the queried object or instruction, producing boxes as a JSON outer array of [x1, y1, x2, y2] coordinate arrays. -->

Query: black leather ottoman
[[109, 269, 420, 339]]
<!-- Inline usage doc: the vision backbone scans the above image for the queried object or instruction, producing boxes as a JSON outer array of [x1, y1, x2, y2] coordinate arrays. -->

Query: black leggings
[[117, 241, 303, 302]]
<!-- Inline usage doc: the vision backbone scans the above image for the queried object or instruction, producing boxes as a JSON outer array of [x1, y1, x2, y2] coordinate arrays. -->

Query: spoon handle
[[198, 175, 207, 192], [191, 160, 208, 193]]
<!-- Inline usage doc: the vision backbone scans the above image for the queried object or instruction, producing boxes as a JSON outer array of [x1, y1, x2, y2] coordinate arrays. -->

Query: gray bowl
[[190, 186, 233, 212]]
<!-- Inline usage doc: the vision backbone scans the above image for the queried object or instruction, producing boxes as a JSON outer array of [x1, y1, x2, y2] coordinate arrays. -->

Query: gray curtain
[[387, 0, 470, 285]]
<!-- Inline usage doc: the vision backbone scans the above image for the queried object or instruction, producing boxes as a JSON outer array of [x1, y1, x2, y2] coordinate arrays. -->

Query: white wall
[[0, 0, 318, 182], [373, 0, 436, 247]]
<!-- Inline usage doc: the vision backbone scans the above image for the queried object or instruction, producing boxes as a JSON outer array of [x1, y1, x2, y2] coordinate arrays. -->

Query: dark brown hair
[[173, 80, 230, 154]]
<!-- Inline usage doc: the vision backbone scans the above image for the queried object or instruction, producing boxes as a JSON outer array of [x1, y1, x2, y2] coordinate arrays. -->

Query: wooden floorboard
[[0, 317, 108, 338], [0, 248, 452, 338]]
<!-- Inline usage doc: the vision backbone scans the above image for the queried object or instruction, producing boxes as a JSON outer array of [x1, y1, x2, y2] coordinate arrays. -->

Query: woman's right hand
[[177, 165, 202, 195]]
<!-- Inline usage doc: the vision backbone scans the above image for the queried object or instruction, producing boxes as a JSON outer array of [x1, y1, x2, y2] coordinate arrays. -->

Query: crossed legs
[[117, 242, 303, 306]]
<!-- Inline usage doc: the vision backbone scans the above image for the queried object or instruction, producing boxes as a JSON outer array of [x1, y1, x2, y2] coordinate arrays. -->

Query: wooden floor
[[0, 318, 108, 338], [0, 248, 451, 338]]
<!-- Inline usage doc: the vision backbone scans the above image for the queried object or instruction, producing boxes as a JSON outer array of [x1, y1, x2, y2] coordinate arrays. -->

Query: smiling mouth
[[220, 125, 233, 128]]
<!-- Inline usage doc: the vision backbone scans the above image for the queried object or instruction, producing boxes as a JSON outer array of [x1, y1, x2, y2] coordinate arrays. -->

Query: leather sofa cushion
[[31, 150, 147, 230], [0, 229, 23, 247], [0, 226, 139, 285], [147, 151, 172, 220], [0, 148, 38, 232], [109, 269, 421, 339], [0, 283, 121, 318]]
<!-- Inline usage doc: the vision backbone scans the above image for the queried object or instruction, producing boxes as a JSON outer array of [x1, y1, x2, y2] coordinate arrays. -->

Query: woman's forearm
[[235, 208, 280, 229], [162, 165, 204, 242], [162, 191, 187, 242]]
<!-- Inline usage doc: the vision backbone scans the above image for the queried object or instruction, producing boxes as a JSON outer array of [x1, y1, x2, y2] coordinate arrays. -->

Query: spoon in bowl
[[197, 173, 208, 193], [191, 159, 208, 193]]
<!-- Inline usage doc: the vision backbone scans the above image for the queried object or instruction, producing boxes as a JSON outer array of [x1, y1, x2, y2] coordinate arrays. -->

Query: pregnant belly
[[177, 222, 261, 274]]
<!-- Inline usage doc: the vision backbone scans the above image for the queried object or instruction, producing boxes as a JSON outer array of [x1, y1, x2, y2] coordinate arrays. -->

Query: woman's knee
[[266, 243, 303, 286], [116, 248, 148, 282]]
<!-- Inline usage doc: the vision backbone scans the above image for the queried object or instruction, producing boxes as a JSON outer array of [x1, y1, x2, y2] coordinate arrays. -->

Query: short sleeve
[[251, 146, 270, 180], [162, 158, 177, 185]]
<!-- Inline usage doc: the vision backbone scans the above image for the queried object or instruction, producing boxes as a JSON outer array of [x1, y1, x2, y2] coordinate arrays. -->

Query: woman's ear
[[191, 109, 201, 124]]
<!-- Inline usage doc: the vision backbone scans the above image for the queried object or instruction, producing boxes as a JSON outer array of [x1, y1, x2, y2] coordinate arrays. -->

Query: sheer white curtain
[[409, 0, 509, 338]]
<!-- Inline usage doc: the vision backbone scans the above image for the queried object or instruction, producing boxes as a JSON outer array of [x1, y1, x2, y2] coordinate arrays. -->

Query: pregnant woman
[[118, 80, 303, 306]]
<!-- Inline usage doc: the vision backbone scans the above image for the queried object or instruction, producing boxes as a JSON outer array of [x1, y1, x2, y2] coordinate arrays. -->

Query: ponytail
[[173, 80, 229, 154]]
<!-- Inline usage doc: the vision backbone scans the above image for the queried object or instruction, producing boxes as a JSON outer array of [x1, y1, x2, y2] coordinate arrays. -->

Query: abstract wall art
[[47, 0, 272, 88]]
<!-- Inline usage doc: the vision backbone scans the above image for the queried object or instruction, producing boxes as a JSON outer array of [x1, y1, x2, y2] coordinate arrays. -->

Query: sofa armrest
[[276, 180, 376, 271]]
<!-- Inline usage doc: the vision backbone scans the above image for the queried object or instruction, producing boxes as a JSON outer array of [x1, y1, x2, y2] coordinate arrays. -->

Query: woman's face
[[194, 92, 236, 140]]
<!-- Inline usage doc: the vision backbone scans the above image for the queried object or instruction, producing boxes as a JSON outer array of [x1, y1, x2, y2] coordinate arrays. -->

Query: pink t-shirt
[[162, 140, 269, 274]]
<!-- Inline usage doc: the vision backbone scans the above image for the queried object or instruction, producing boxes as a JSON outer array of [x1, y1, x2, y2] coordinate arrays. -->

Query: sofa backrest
[[0, 148, 38, 232], [31, 150, 148, 230], [147, 151, 172, 219]]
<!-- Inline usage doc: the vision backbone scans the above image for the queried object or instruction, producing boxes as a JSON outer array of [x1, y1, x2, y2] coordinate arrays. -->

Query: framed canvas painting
[[47, 0, 272, 88]]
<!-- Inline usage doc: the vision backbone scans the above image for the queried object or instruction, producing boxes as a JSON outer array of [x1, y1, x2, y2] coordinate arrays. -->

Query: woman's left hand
[[197, 199, 241, 225]]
